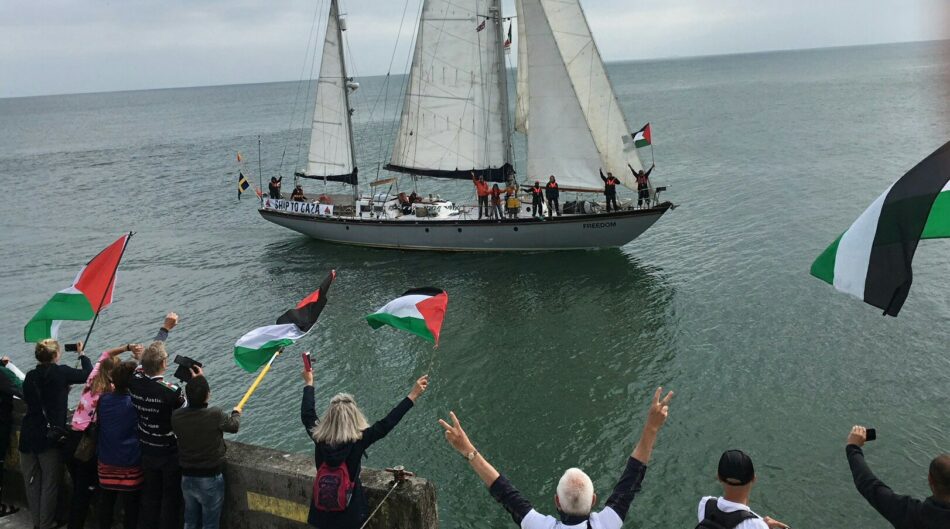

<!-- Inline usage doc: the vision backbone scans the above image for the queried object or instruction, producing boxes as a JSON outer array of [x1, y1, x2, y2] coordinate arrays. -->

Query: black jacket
[[301, 386, 414, 529], [847, 445, 950, 529], [129, 372, 184, 457], [600, 170, 620, 196], [19, 357, 92, 454], [545, 182, 559, 200], [172, 404, 240, 476]]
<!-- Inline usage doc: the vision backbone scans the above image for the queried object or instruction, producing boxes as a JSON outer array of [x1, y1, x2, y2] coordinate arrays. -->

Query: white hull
[[258, 203, 672, 252]]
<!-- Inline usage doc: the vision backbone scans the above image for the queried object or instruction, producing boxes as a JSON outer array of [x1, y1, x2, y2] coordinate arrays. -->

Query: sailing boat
[[258, 0, 674, 251]]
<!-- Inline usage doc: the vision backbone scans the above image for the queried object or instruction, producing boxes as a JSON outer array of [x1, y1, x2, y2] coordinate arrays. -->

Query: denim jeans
[[182, 474, 225, 529]]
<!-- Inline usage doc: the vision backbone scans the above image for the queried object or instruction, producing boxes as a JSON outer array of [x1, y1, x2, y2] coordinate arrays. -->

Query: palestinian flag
[[504, 22, 512, 50], [811, 142, 950, 316], [24, 234, 131, 342], [234, 270, 336, 372], [633, 123, 651, 148], [366, 288, 448, 345]]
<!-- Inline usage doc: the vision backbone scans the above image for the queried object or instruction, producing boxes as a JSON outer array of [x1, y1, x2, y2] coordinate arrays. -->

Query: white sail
[[305, 0, 355, 181], [522, 0, 644, 191], [514, 0, 529, 134], [389, 0, 511, 180]]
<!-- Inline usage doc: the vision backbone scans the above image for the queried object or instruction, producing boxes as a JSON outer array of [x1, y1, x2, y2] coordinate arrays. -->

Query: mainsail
[[387, 0, 513, 182], [519, 0, 644, 191], [301, 0, 358, 185]]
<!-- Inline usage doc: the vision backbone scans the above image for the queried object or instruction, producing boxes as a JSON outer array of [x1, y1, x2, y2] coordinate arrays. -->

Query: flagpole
[[258, 135, 264, 206], [81, 231, 133, 351], [235, 348, 282, 412]]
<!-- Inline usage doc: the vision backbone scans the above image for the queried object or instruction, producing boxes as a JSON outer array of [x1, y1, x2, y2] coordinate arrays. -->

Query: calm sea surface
[[1, 41, 948, 528]]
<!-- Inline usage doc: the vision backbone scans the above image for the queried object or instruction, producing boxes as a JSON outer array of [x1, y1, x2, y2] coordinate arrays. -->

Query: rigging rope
[[279, 0, 325, 178], [294, 0, 329, 182]]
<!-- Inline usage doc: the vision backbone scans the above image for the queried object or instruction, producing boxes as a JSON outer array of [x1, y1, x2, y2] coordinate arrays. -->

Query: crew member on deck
[[545, 176, 561, 218], [398, 192, 412, 215], [489, 185, 504, 220], [269, 177, 282, 199], [628, 163, 654, 209], [530, 181, 544, 219], [291, 185, 306, 202], [600, 169, 621, 212], [472, 172, 490, 219]]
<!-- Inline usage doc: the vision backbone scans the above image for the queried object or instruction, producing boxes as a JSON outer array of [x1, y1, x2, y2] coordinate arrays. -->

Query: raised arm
[[600, 169, 607, 182], [644, 165, 655, 178], [153, 312, 179, 343], [362, 374, 429, 446], [439, 411, 536, 526], [604, 387, 673, 521], [628, 163, 636, 174], [301, 367, 318, 436], [59, 342, 93, 384], [846, 426, 916, 526]]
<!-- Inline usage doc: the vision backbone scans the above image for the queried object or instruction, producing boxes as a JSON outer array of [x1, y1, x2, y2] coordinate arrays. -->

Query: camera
[[173, 355, 203, 382]]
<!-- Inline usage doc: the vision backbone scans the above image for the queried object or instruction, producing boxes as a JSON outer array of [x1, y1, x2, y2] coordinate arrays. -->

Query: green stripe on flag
[[234, 339, 294, 372], [921, 191, 950, 239], [810, 233, 843, 285], [634, 139, 650, 148], [366, 313, 434, 343], [24, 291, 95, 342]]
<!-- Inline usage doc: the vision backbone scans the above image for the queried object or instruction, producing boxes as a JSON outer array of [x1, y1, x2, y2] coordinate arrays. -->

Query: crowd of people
[[1, 316, 947, 529]]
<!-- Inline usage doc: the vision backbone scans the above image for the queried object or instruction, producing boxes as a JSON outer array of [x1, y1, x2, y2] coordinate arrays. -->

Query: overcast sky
[[1, 0, 948, 98]]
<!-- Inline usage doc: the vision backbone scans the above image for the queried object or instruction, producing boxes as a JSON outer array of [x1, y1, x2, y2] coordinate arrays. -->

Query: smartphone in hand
[[302, 352, 312, 372], [866, 428, 877, 442], [64, 343, 79, 352]]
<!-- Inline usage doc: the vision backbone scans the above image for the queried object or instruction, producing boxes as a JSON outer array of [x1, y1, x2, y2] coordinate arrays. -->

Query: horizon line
[[2, 37, 946, 101]]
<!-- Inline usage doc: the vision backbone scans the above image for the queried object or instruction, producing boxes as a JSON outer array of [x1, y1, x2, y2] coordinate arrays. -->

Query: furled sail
[[387, 0, 513, 182], [514, 0, 529, 134], [521, 0, 644, 191], [302, 0, 357, 185]]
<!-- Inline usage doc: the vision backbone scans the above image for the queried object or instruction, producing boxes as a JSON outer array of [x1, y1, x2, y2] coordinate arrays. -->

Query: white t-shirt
[[520, 507, 622, 529], [696, 496, 768, 529]]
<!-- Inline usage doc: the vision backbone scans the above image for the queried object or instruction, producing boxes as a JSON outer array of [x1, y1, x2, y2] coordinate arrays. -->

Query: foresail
[[523, 0, 644, 190], [389, 0, 511, 182], [305, 0, 356, 183]]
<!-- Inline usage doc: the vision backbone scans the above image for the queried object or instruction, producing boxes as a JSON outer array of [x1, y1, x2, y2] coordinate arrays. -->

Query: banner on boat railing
[[262, 198, 334, 217]]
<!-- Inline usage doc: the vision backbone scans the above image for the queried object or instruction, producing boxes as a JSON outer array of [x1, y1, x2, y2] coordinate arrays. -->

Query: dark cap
[[718, 450, 755, 486]]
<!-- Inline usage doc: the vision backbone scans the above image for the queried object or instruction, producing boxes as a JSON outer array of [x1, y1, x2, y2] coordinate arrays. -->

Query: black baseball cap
[[718, 450, 755, 486]]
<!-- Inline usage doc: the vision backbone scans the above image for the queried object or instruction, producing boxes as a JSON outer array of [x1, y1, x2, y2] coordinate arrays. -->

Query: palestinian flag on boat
[[633, 123, 651, 148], [366, 288, 448, 345], [24, 234, 131, 342], [234, 270, 336, 372], [811, 142, 950, 316]]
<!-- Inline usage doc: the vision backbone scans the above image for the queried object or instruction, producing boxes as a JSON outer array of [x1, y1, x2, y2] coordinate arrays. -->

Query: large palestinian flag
[[24, 234, 131, 342], [811, 142, 950, 316], [366, 288, 448, 345], [234, 270, 336, 372]]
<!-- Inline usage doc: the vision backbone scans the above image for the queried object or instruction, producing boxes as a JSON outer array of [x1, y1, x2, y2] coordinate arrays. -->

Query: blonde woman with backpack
[[301, 357, 429, 528]]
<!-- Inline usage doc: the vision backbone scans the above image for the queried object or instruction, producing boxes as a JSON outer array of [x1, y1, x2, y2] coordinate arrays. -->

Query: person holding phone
[[845, 425, 950, 528], [19, 339, 92, 529]]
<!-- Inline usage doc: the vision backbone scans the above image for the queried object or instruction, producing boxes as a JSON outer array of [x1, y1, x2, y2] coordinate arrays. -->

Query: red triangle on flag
[[415, 292, 448, 346], [75, 234, 130, 313]]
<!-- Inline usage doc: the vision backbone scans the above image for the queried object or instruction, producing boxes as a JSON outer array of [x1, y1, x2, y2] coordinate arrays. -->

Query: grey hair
[[556, 468, 595, 515], [312, 393, 370, 445]]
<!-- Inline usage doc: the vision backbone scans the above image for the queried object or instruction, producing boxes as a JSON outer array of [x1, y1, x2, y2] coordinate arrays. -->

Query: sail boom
[[385, 163, 513, 183], [295, 171, 358, 185]]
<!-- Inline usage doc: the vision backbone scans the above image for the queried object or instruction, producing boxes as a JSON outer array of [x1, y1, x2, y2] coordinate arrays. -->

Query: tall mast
[[334, 0, 359, 202], [491, 0, 513, 174]]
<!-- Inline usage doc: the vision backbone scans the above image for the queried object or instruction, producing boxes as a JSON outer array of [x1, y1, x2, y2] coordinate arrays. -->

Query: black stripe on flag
[[865, 141, 950, 316], [401, 287, 445, 298], [277, 270, 336, 332]]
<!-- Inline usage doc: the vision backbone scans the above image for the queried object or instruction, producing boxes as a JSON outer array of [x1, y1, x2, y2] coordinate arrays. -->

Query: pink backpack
[[313, 461, 354, 512]]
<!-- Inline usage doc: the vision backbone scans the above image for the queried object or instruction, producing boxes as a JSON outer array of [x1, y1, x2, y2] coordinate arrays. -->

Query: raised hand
[[302, 368, 314, 387], [438, 411, 475, 456], [646, 386, 674, 431], [163, 312, 179, 331], [847, 425, 868, 447], [408, 374, 429, 402], [763, 516, 789, 529]]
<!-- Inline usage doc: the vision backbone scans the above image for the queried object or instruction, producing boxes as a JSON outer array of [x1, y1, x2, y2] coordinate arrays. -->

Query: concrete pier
[[2, 403, 439, 529]]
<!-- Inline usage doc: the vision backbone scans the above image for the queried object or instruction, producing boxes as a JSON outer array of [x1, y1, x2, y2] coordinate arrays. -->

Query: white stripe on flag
[[833, 184, 893, 299], [373, 295, 428, 319], [235, 323, 306, 349]]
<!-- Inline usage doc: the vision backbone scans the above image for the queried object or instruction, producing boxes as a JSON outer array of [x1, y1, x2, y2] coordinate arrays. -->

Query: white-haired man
[[439, 387, 673, 529]]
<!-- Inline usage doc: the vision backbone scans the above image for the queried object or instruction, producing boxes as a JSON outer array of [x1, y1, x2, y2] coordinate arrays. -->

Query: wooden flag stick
[[235, 348, 282, 412]]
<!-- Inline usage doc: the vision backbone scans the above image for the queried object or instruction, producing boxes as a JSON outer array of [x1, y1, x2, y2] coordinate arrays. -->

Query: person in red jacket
[[472, 172, 490, 219]]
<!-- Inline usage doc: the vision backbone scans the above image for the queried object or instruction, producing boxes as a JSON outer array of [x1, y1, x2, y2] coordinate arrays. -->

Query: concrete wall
[[3, 402, 438, 529]]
